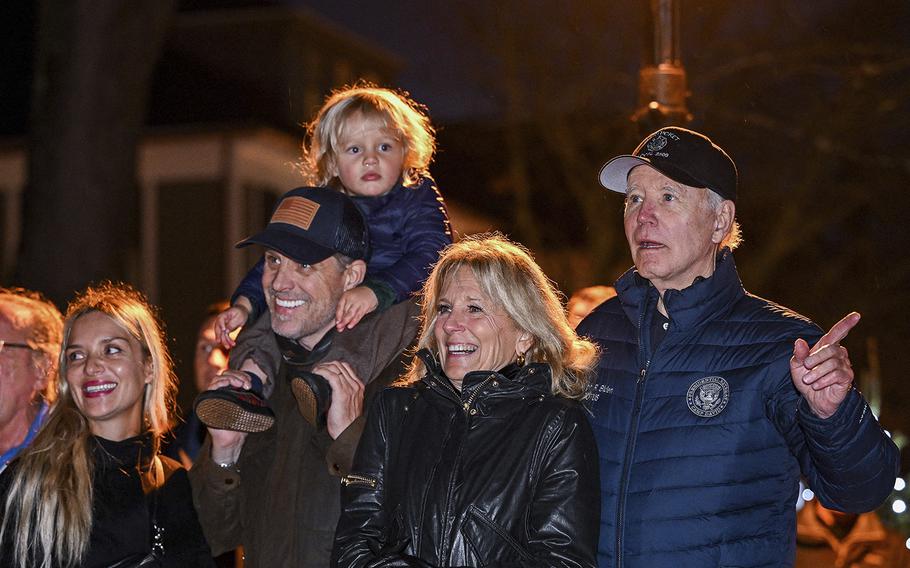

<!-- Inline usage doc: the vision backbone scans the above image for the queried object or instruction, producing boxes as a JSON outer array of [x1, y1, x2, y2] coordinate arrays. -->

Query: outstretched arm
[[775, 312, 899, 512]]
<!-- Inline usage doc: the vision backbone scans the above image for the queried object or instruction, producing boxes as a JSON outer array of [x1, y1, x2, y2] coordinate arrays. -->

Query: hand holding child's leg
[[335, 286, 379, 331], [312, 361, 364, 439]]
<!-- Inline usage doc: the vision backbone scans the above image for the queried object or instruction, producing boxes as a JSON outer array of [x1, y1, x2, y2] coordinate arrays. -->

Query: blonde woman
[[334, 234, 601, 568], [0, 283, 213, 567]]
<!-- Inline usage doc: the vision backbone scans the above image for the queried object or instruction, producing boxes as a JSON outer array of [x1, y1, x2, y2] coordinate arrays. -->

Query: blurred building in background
[[0, 4, 492, 411]]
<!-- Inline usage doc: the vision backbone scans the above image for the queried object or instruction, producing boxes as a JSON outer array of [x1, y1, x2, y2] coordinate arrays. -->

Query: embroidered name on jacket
[[686, 376, 730, 417], [584, 383, 614, 402]]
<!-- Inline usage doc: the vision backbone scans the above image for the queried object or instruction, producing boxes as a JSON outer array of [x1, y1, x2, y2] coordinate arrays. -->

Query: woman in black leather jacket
[[0, 283, 213, 567], [334, 234, 600, 568]]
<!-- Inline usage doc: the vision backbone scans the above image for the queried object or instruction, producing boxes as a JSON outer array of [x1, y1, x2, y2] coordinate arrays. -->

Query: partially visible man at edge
[[0, 288, 63, 474], [189, 187, 419, 567], [578, 127, 899, 568]]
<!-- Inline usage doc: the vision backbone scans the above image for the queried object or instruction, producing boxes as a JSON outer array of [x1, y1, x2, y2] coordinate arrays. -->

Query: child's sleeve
[[231, 257, 267, 323], [365, 179, 452, 308]]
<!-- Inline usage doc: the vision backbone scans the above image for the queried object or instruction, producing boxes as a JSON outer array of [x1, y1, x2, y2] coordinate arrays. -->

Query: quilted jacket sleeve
[[367, 180, 451, 304], [231, 258, 267, 323], [795, 387, 899, 511], [769, 362, 899, 513]]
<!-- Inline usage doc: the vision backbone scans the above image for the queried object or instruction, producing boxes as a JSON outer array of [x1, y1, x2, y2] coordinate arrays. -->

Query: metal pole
[[632, 0, 692, 133]]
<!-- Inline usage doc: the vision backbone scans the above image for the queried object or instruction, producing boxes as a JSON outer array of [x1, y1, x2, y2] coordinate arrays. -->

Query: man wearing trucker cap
[[190, 187, 418, 567], [577, 127, 899, 568]]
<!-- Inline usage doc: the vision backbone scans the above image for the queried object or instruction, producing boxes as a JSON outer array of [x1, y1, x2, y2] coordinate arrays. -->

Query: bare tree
[[452, 1, 641, 290]]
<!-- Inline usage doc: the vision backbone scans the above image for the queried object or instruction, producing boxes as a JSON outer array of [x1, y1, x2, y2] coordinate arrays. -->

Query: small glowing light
[[802, 488, 815, 502], [905, 537, 910, 550], [896, 478, 907, 491], [893, 499, 907, 514]]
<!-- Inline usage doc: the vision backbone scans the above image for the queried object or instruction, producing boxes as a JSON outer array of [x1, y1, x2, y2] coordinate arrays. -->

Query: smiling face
[[262, 250, 364, 349], [333, 111, 406, 197], [623, 165, 733, 295], [432, 267, 531, 389], [64, 311, 151, 441]]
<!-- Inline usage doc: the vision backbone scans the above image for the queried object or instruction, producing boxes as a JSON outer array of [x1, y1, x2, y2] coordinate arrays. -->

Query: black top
[[0, 434, 214, 567]]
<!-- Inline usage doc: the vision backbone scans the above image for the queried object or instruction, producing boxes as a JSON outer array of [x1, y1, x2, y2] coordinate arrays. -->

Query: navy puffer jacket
[[350, 177, 451, 305], [233, 177, 451, 317], [578, 250, 899, 568]]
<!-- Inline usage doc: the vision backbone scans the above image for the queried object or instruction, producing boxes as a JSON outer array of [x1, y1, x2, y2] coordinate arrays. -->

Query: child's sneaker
[[194, 372, 275, 433], [291, 371, 332, 428]]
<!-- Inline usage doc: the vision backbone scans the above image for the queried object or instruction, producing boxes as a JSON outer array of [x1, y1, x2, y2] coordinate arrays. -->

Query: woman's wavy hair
[[0, 282, 176, 568], [404, 233, 598, 399], [300, 82, 436, 189]]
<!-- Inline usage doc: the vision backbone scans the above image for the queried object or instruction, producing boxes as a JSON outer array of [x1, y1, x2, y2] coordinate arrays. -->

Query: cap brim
[[598, 155, 649, 193], [599, 155, 710, 194], [236, 225, 335, 266]]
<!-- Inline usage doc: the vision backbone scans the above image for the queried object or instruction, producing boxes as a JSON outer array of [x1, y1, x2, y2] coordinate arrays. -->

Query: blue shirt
[[0, 400, 49, 474]]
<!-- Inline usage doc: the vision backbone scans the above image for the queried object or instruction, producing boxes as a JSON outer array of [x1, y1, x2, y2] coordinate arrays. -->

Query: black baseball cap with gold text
[[598, 127, 738, 202]]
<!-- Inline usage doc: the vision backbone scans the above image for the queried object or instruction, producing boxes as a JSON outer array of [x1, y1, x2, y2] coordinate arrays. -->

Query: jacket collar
[[350, 177, 407, 212], [616, 247, 745, 332], [416, 348, 551, 402], [277, 329, 334, 367]]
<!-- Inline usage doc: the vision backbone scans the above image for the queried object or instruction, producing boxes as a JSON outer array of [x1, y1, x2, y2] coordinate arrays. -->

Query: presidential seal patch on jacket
[[686, 376, 730, 417]]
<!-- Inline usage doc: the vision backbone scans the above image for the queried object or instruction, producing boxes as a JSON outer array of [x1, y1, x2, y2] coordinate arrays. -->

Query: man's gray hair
[[706, 190, 742, 251], [0, 288, 64, 402]]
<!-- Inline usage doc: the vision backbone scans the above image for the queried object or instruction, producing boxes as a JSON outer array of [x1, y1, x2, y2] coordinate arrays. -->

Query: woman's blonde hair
[[301, 82, 436, 189], [0, 282, 176, 568], [404, 234, 598, 399]]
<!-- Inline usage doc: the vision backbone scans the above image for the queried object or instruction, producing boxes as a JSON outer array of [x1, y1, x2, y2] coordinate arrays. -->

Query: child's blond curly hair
[[301, 82, 436, 189]]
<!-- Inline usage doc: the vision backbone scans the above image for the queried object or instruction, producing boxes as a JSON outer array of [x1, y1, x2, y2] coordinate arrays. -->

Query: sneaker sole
[[196, 399, 275, 433], [291, 379, 318, 426]]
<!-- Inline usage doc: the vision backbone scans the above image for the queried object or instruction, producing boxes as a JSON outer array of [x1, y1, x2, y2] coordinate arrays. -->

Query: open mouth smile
[[83, 381, 117, 398]]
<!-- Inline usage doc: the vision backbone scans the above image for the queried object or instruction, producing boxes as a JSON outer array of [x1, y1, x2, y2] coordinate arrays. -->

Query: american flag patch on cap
[[271, 197, 320, 230]]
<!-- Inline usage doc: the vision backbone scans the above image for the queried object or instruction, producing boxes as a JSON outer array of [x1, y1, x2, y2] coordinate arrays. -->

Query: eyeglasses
[[0, 340, 35, 354]]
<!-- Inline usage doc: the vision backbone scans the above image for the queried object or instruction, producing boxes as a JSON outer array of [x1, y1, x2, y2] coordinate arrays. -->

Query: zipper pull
[[341, 474, 377, 488], [638, 367, 647, 383]]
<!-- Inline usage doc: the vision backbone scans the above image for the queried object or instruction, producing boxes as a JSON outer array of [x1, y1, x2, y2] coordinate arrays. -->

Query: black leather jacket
[[333, 350, 600, 568]]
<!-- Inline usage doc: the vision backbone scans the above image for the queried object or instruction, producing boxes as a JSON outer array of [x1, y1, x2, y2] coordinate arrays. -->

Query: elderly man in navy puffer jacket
[[579, 127, 899, 568]]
